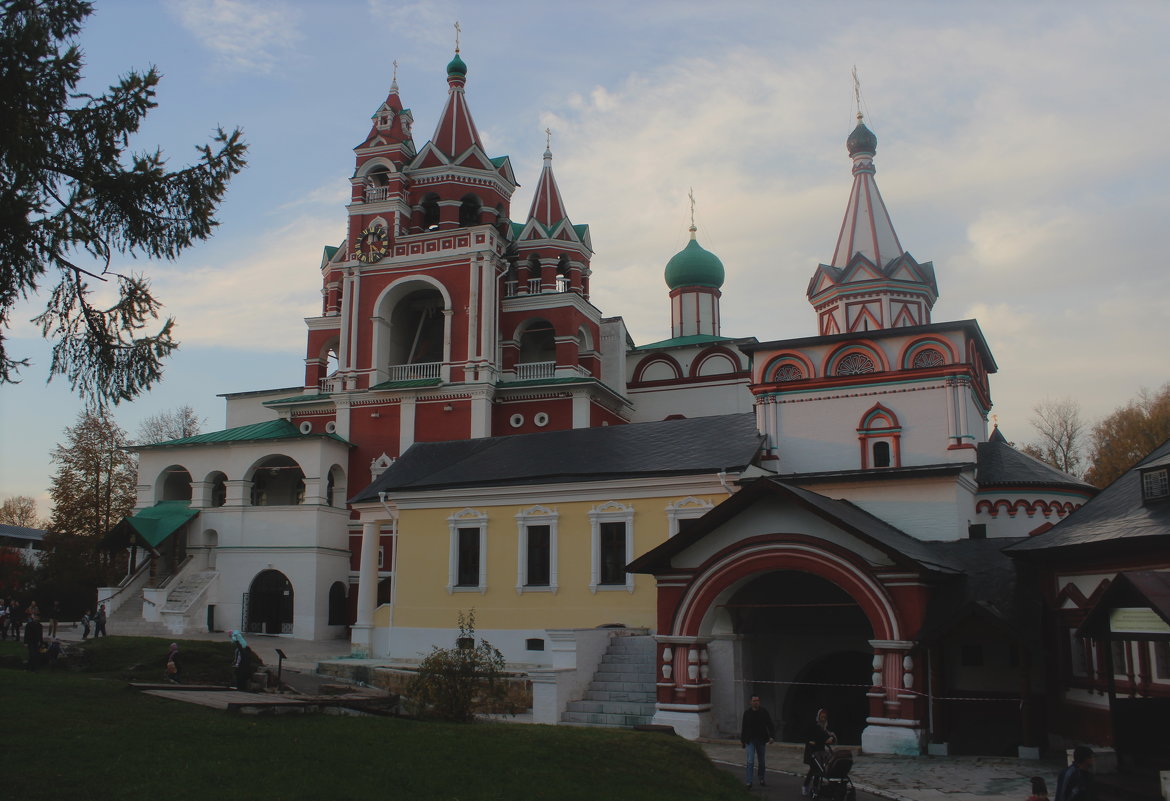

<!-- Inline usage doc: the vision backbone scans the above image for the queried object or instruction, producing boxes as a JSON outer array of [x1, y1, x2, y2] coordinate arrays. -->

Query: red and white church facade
[[122, 47, 1098, 754]]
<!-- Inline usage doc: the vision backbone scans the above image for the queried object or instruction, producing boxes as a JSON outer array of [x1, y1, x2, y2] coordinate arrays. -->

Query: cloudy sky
[[3, 0, 1169, 518]]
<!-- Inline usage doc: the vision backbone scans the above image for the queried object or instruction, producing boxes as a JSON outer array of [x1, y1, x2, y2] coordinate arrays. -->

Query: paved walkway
[[700, 740, 1063, 801]]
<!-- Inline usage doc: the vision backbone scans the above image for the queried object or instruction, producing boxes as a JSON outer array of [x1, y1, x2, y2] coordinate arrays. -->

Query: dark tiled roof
[[0, 523, 45, 542], [351, 413, 763, 503], [914, 537, 1038, 642], [977, 428, 1095, 492], [1005, 438, 1170, 554], [628, 478, 962, 576]]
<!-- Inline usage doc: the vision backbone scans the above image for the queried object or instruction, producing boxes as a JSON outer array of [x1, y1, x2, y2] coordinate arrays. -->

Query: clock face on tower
[[355, 224, 388, 263]]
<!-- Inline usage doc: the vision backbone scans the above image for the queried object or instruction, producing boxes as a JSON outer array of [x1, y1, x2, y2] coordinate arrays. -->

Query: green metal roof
[[123, 501, 198, 548], [262, 392, 331, 407], [367, 378, 443, 391], [133, 419, 348, 449], [634, 334, 736, 351]]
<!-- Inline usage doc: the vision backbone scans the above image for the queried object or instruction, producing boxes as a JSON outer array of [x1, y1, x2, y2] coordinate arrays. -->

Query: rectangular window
[[599, 521, 627, 586], [525, 525, 551, 586], [456, 527, 480, 587], [1154, 641, 1170, 680], [1142, 468, 1169, 501]]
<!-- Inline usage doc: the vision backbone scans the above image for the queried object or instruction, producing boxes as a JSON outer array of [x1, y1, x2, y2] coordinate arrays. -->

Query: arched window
[[421, 193, 440, 230], [160, 466, 193, 501], [911, 348, 944, 369], [773, 364, 803, 382], [872, 441, 891, 467], [518, 320, 556, 365], [458, 193, 482, 227], [208, 472, 227, 508], [327, 582, 347, 625], [249, 456, 305, 506], [836, 353, 876, 376]]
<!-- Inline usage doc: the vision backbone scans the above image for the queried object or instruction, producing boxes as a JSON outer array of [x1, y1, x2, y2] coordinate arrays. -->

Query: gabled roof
[[130, 419, 349, 450], [626, 477, 962, 576], [1005, 438, 1170, 555], [977, 427, 1096, 492], [351, 413, 763, 503], [1078, 571, 1170, 638]]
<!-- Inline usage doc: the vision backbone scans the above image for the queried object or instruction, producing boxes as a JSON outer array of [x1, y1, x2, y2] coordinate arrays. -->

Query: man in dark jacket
[[23, 613, 44, 671], [1055, 745, 1095, 801], [740, 695, 776, 788]]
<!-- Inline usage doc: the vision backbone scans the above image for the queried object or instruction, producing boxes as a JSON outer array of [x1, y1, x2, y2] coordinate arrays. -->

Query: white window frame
[[589, 501, 635, 594], [515, 505, 558, 594], [447, 508, 487, 594], [665, 496, 713, 537]]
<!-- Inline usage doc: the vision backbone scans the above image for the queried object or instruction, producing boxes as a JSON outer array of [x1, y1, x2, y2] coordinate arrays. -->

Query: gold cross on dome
[[454, 21, 461, 53]]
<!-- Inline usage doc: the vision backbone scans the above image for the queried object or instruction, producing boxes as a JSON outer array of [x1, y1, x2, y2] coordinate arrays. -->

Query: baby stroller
[[808, 745, 856, 801]]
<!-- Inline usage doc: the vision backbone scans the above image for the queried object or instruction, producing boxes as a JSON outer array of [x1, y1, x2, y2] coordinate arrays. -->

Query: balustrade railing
[[514, 361, 556, 381], [364, 185, 390, 203], [385, 362, 441, 382]]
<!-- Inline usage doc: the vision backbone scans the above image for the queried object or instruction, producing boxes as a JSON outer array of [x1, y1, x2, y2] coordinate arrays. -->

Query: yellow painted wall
[[390, 493, 723, 632]]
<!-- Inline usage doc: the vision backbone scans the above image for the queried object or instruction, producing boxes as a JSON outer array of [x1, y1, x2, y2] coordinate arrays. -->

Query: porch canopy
[[103, 501, 198, 553]]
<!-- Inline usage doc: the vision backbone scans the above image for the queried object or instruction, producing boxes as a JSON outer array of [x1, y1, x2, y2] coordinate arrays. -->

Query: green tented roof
[[123, 501, 198, 548]]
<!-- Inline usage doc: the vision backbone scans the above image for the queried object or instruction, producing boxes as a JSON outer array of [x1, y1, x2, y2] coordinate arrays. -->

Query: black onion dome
[[847, 121, 877, 155]]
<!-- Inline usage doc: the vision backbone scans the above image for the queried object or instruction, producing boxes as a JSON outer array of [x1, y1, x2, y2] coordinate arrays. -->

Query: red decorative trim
[[975, 498, 1083, 519], [631, 353, 684, 383], [668, 534, 903, 641], [759, 351, 817, 383], [897, 336, 958, 369], [823, 340, 890, 376], [689, 345, 743, 379]]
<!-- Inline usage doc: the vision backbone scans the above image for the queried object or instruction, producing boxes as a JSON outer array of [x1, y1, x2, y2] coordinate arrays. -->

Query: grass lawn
[[0, 637, 745, 801]]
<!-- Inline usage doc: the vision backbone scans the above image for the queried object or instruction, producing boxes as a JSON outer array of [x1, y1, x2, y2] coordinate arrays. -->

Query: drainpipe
[[717, 470, 734, 496]]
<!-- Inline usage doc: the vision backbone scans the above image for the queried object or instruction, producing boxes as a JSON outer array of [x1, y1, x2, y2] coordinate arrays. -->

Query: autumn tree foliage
[[0, 0, 247, 405], [1084, 383, 1170, 488]]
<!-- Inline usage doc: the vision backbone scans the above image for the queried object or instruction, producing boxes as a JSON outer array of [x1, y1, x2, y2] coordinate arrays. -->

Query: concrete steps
[[163, 571, 217, 612], [561, 634, 656, 728]]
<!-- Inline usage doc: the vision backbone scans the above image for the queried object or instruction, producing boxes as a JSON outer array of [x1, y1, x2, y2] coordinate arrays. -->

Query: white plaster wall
[[223, 388, 304, 428], [770, 382, 979, 474], [383, 625, 605, 667], [670, 496, 894, 570], [627, 380, 752, 422], [810, 475, 977, 541], [973, 491, 1089, 538]]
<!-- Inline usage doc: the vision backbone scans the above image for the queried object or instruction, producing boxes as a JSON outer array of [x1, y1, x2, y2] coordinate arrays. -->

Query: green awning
[[120, 501, 198, 548]]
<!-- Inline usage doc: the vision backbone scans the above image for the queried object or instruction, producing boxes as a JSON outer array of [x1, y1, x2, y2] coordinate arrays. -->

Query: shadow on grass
[[0, 638, 745, 801]]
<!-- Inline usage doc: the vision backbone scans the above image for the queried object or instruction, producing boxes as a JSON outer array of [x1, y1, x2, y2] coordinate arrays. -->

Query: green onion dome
[[447, 53, 467, 77], [665, 229, 725, 290]]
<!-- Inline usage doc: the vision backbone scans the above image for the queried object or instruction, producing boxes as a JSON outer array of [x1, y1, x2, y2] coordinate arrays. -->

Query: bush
[[407, 611, 519, 722]]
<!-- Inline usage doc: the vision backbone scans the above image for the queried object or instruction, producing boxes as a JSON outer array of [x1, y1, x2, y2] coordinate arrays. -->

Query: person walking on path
[[93, 604, 107, 637], [231, 630, 251, 691], [48, 601, 60, 637], [1055, 745, 1095, 801], [164, 642, 181, 683], [80, 610, 91, 639], [23, 612, 44, 671], [802, 708, 837, 796], [740, 695, 775, 789]]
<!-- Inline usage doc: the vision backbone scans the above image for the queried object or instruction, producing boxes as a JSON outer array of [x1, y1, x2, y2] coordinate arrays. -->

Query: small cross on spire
[[545, 127, 552, 149], [852, 65, 864, 123], [391, 59, 399, 87], [688, 187, 697, 233], [454, 21, 461, 53]]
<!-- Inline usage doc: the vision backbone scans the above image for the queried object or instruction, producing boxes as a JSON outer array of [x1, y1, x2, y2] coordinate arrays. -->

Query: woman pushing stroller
[[802, 708, 837, 796]]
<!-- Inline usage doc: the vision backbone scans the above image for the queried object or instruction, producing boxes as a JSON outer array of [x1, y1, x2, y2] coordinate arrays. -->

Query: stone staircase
[[105, 594, 170, 637], [163, 571, 216, 613], [561, 634, 657, 728]]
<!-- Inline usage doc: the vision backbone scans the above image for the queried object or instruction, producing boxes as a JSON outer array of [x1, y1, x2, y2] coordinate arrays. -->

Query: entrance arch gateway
[[626, 479, 940, 752]]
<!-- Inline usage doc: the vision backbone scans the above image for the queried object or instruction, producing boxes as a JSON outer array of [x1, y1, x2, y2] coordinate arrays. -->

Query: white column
[[351, 521, 381, 657]]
